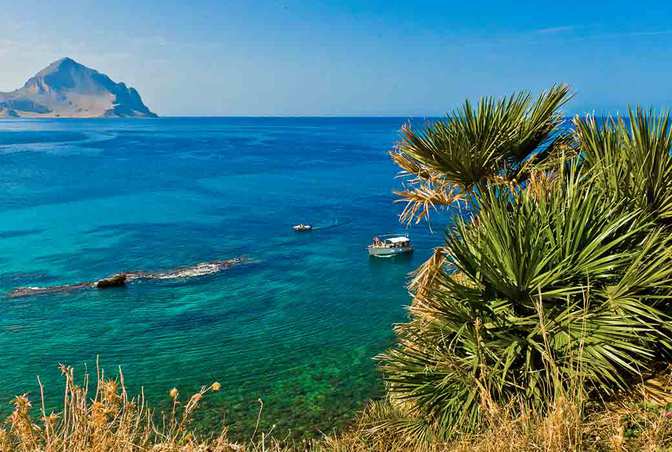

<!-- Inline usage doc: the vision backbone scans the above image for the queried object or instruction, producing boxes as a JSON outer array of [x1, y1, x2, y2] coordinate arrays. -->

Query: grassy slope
[[3, 364, 672, 451]]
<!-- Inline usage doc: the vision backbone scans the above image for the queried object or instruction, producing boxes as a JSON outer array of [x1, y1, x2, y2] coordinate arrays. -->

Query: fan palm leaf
[[391, 84, 571, 224], [576, 108, 672, 225]]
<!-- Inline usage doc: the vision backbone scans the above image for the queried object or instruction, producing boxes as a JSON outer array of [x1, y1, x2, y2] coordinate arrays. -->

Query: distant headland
[[0, 57, 157, 118]]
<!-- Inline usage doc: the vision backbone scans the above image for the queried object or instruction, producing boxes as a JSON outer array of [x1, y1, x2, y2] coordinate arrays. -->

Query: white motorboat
[[368, 234, 413, 257], [293, 224, 313, 232]]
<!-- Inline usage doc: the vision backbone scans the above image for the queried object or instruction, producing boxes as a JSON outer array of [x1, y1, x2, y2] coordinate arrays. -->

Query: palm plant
[[391, 84, 572, 225], [378, 89, 672, 441], [380, 167, 672, 438], [575, 108, 672, 226]]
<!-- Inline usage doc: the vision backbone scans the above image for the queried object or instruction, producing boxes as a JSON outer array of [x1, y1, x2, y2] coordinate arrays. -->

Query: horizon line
[[124, 112, 639, 118]]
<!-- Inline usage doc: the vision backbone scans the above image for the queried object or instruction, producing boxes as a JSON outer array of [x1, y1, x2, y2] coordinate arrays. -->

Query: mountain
[[0, 57, 157, 118]]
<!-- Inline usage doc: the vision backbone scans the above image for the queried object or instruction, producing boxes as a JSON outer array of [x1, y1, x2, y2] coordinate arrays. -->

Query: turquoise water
[[0, 118, 439, 437]]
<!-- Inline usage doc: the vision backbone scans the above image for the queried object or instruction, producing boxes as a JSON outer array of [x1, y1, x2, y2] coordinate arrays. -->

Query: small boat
[[368, 234, 414, 258], [293, 224, 313, 232]]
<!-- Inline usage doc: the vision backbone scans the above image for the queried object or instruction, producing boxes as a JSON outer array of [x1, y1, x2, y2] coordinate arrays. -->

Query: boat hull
[[368, 245, 414, 257]]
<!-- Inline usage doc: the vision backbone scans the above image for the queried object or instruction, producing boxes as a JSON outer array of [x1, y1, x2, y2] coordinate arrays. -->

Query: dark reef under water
[[8, 257, 247, 298]]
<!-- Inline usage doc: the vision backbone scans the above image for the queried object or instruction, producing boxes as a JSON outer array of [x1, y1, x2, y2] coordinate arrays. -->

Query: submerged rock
[[95, 274, 127, 289], [7, 257, 247, 299], [7, 283, 91, 298]]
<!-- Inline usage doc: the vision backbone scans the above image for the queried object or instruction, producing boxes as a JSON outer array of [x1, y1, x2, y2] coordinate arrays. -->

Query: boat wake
[[7, 257, 247, 299], [309, 218, 351, 231]]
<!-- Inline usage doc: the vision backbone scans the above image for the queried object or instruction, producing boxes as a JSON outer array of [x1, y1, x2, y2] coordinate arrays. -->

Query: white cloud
[[535, 26, 576, 34]]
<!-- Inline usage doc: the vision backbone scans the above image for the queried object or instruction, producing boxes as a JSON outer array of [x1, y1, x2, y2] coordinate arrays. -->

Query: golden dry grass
[[0, 363, 259, 452], [4, 363, 672, 451]]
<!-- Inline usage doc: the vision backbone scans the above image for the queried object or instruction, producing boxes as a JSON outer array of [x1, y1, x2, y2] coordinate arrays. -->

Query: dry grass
[[327, 391, 672, 452], [4, 363, 672, 451], [0, 362, 275, 452]]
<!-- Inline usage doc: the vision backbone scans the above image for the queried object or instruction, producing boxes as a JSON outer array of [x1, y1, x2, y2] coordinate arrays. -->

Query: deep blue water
[[0, 117, 441, 437]]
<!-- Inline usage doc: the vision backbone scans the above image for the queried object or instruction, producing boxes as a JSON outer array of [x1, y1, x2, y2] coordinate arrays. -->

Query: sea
[[0, 117, 443, 438]]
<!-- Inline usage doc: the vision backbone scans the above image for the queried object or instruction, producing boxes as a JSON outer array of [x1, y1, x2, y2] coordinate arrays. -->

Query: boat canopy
[[385, 236, 410, 244]]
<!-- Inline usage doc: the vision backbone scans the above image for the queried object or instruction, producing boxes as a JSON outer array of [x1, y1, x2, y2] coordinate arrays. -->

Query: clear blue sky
[[1, 0, 671, 116]]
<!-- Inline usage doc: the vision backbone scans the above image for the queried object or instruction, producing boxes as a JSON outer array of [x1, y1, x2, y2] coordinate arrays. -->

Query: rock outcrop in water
[[0, 57, 157, 118], [7, 257, 246, 298], [95, 274, 128, 289]]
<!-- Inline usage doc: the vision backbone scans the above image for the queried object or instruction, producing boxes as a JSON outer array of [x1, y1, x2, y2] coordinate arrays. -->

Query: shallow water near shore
[[0, 117, 441, 437]]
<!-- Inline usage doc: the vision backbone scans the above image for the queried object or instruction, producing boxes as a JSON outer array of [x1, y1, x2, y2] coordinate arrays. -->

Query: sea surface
[[0, 117, 441, 437]]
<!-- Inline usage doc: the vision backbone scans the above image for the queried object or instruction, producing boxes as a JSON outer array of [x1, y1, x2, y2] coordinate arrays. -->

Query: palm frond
[[576, 108, 672, 225], [390, 85, 571, 223]]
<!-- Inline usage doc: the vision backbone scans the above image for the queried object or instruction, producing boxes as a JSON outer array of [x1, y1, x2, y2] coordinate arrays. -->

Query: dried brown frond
[[395, 184, 463, 225], [389, 149, 432, 180], [525, 170, 558, 201], [408, 247, 448, 308]]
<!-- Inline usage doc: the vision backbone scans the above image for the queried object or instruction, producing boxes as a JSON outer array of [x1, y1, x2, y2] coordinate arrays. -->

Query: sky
[[0, 0, 671, 116]]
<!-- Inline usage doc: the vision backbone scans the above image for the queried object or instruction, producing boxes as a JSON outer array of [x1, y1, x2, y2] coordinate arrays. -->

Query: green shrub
[[381, 90, 672, 440]]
